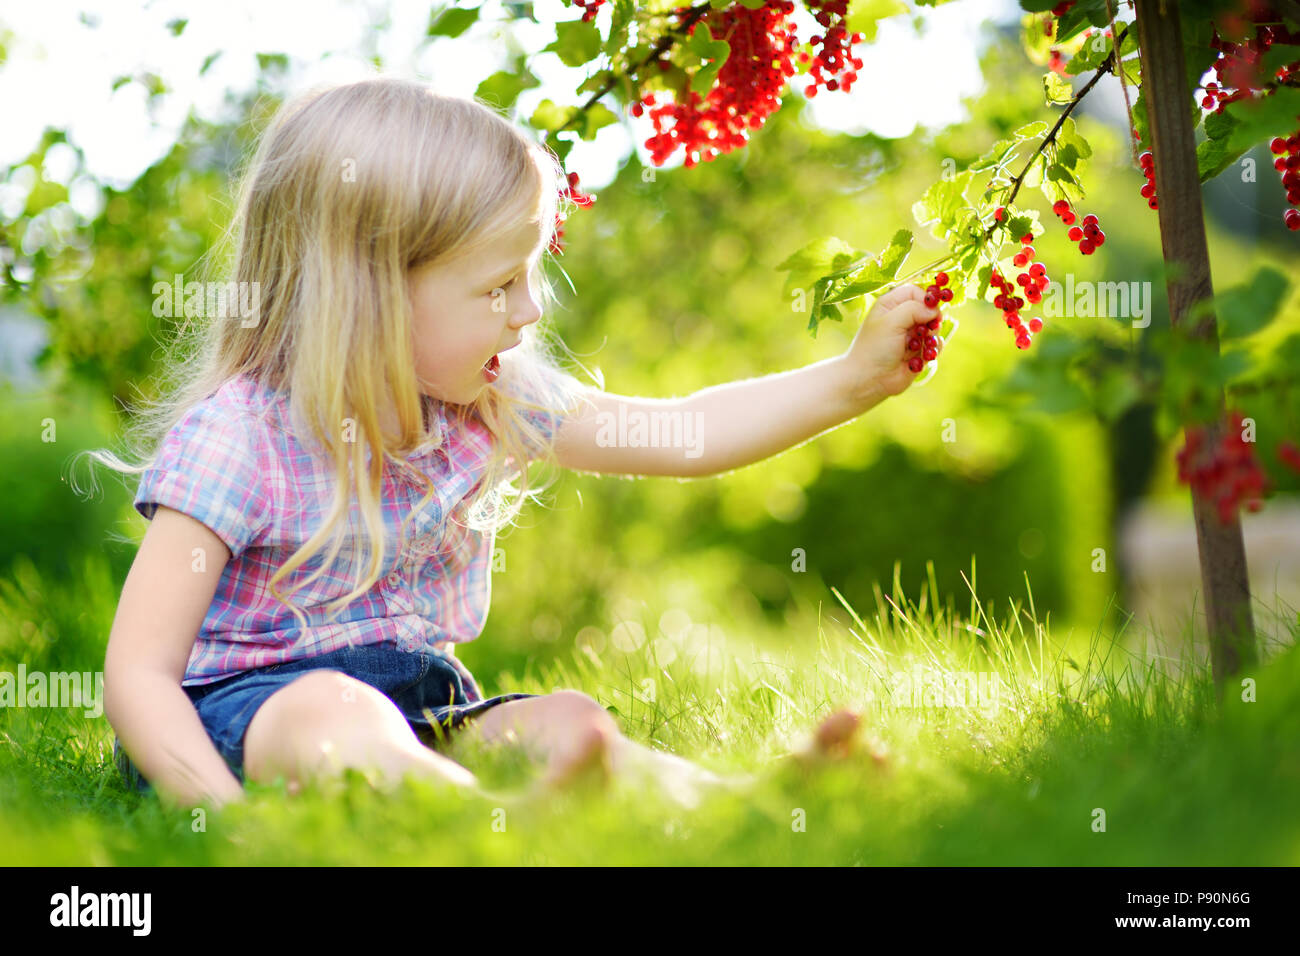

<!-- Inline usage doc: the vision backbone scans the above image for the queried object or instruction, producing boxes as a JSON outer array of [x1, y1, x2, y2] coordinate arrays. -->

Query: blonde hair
[[78, 75, 595, 631]]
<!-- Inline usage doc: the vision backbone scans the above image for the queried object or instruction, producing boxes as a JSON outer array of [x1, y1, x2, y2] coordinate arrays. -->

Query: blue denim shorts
[[112, 643, 538, 794]]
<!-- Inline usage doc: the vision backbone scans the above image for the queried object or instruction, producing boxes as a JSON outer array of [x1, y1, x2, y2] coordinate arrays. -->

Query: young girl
[[95, 75, 942, 811]]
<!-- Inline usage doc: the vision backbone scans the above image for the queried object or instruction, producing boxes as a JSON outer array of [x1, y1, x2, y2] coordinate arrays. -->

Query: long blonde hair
[[78, 75, 594, 631]]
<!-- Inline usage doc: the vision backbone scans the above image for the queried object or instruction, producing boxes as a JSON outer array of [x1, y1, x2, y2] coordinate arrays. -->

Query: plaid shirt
[[133, 367, 567, 694]]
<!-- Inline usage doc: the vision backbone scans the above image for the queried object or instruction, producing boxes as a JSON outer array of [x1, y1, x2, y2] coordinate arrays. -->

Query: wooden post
[[1134, 0, 1257, 685]]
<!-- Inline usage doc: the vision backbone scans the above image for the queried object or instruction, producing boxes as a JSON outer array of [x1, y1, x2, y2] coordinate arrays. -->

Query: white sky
[[0, 0, 1015, 210]]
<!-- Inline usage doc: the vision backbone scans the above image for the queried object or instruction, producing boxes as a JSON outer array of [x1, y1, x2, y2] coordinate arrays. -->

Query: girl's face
[[406, 218, 545, 406]]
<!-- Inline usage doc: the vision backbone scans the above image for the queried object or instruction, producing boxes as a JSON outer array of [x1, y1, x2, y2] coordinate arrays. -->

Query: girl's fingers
[[875, 283, 926, 312], [890, 298, 940, 332]]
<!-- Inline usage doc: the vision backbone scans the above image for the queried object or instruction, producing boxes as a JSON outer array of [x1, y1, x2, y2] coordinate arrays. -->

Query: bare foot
[[538, 722, 615, 794], [786, 707, 888, 771]]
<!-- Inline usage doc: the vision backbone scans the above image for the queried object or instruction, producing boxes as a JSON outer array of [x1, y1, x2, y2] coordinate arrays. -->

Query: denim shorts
[[112, 643, 538, 794]]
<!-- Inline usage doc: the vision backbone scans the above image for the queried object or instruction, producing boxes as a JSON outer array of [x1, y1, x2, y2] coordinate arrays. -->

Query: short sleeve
[[134, 400, 269, 558]]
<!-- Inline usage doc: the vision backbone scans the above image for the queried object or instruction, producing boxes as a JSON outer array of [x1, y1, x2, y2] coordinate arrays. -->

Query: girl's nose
[[512, 286, 543, 328]]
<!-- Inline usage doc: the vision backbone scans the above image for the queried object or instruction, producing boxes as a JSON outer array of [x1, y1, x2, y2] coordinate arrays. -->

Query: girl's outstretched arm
[[552, 284, 942, 478]]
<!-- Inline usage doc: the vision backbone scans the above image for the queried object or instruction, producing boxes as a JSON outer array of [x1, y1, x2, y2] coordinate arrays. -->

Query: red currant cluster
[[1176, 409, 1271, 524], [1278, 440, 1300, 473], [1053, 199, 1107, 252], [1050, 197, 1077, 227], [572, 0, 605, 23], [1204, 14, 1299, 115], [636, 3, 865, 167], [1269, 132, 1300, 230], [801, 1, 865, 97], [548, 171, 595, 256], [1051, 1, 1075, 14], [641, 3, 800, 168], [905, 274, 946, 373], [991, 261, 1045, 352], [922, 272, 954, 308], [1015, 235, 1052, 305], [1137, 150, 1159, 211]]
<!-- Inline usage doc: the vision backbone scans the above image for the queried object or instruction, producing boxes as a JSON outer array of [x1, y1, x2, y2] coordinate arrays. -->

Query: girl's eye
[[488, 275, 522, 296]]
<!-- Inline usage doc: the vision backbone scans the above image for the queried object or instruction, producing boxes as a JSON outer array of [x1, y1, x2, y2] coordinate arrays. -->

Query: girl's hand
[[841, 283, 945, 405]]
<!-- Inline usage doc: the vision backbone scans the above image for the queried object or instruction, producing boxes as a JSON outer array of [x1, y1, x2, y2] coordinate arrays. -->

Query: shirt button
[[385, 571, 401, 588]]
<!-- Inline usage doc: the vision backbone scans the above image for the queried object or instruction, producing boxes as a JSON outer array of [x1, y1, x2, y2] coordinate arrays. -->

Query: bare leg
[[469, 695, 745, 806], [456, 690, 621, 793], [243, 670, 497, 798], [457, 691, 874, 808]]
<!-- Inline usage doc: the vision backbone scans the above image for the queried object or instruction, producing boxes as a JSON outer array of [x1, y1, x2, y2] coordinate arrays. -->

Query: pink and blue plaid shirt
[[133, 366, 569, 693]]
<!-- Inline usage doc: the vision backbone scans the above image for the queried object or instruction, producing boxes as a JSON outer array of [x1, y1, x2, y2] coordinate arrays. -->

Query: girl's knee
[[244, 669, 412, 780], [546, 689, 620, 737], [262, 670, 394, 724]]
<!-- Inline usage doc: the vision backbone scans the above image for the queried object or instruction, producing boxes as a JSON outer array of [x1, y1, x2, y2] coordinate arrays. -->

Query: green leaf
[[1206, 266, 1291, 341], [199, 51, 222, 76], [912, 170, 974, 237], [1006, 214, 1036, 240], [1196, 135, 1247, 183], [576, 69, 615, 95], [529, 98, 579, 131], [607, 0, 636, 52], [548, 18, 603, 67], [1013, 121, 1048, 141], [1043, 71, 1074, 105], [427, 6, 480, 38], [685, 24, 729, 95], [549, 135, 576, 165], [776, 236, 861, 297], [1057, 116, 1092, 160], [969, 138, 1019, 173], [1052, 1, 1109, 45], [1203, 108, 1238, 141], [1224, 87, 1300, 155], [847, 0, 908, 43], [475, 68, 540, 110], [166, 18, 188, 37], [255, 53, 288, 73], [1132, 90, 1150, 149], [828, 229, 914, 301], [1064, 29, 1112, 74], [578, 102, 618, 140], [1045, 161, 1081, 187]]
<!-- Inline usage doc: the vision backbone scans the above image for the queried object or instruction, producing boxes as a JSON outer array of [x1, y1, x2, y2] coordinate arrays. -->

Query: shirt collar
[[410, 397, 450, 459]]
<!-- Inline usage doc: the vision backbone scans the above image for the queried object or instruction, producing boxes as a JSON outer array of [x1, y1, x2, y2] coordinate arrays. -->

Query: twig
[[1105, 0, 1139, 164], [981, 23, 1132, 242]]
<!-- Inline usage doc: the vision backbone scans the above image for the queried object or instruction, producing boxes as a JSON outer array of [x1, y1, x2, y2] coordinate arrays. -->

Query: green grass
[[1, 553, 1297, 865]]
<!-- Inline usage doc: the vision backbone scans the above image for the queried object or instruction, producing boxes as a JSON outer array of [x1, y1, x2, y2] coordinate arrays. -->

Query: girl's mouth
[[482, 353, 500, 382]]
